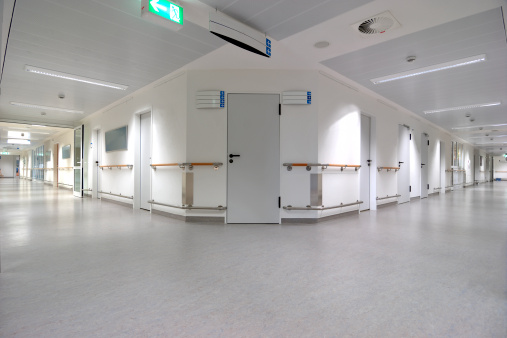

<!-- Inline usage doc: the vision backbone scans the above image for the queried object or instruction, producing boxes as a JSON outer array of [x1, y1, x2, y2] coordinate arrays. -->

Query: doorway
[[360, 114, 371, 211], [397, 125, 410, 204], [420, 133, 429, 199], [140, 112, 152, 211], [227, 94, 280, 223], [73, 125, 84, 198]]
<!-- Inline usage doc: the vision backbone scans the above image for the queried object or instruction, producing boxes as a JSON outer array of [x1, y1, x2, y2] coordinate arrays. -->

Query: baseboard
[[100, 196, 133, 209], [186, 216, 225, 223], [410, 196, 420, 201], [377, 201, 398, 209], [318, 210, 359, 222], [151, 208, 186, 221], [281, 218, 318, 224], [58, 184, 72, 190], [428, 192, 439, 197]]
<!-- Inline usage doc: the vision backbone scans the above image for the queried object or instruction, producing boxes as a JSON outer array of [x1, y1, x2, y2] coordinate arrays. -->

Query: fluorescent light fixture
[[8, 131, 30, 139], [31, 124, 47, 127], [475, 142, 507, 145], [24, 65, 128, 90], [469, 135, 507, 139], [424, 102, 500, 114], [8, 139, 30, 145], [11, 102, 83, 114], [370, 54, 486, 84], [452, 123, 507, 130]]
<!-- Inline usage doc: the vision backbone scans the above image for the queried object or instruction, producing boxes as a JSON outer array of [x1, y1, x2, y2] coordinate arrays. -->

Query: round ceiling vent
[[358, 16, 394, 34]]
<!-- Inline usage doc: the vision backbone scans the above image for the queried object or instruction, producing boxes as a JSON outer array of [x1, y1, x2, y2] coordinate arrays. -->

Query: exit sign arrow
[[147, 0, 183, 25], [151, 0, 167, 12]]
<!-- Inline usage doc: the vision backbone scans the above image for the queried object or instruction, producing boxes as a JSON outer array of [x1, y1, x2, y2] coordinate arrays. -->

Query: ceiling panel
[[199, 0, 374, 40], [321, 8, 507, 154], [0, 0, 225, 124]]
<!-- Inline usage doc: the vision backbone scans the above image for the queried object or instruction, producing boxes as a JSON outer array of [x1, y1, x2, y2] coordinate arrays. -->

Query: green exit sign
[[147, 0, 183, 25]]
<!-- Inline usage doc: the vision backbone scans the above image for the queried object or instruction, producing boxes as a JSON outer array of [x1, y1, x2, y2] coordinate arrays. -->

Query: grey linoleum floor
[[0, 179, 506, 337]]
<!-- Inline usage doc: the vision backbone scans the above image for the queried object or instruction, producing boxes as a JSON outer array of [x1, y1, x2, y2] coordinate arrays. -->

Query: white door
[[227, 94, 280, 224], [360, 115, 371, 211], [73, 125, 84, 198], [140, 113, 152, 210], [397, 125, 410, 204], [420, 134, 429, 199]]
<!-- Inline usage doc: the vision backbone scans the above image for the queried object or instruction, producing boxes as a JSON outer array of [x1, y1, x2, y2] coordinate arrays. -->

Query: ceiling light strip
[[452, 123, 507, 130], [370, 54, 486, 84], [10, 102, 84, 114], [24, 65, 128, 90], [424, 102, 500, 114]]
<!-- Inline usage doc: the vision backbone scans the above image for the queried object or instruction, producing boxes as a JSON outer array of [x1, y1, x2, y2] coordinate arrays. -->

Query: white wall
[[494, 156, 507, 180], [187, 70, 319, 220], [33, 63, 492, 222], [0, 155, 16, 177], [82, 72, 188, 209]]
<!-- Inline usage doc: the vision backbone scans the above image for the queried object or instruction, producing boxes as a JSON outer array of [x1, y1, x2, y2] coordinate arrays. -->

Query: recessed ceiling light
[[424, 102, 500, 114], [314, 41, 330, 48], [10, 102, 83, 114], [452, 123, 507, 130], [24, 65, 128, 90], [7, 139, 30, 145], [370, 54, 486, 84]]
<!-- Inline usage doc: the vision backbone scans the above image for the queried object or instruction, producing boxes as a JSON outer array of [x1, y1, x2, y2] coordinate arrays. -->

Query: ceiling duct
[[209, 11, 271, 58], [351, 11, 401, 36]]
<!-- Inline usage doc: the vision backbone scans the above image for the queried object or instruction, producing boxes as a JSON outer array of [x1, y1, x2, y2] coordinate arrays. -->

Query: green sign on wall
[[148, 0, 183, 25]]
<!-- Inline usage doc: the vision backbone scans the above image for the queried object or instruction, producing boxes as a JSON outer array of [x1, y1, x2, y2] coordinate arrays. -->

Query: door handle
[[229, 154, 240, 158], [398, 161, 404, 166]]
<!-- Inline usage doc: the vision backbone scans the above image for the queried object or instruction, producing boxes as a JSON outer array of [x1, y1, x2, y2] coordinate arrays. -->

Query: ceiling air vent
[[351, 11, 400, 36]]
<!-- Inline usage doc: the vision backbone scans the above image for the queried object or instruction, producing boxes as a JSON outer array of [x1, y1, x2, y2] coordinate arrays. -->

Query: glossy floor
[[0, 179, 506, 337]]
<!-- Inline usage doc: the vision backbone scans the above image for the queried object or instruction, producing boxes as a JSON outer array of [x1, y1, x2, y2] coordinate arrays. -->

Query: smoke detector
[[351, 11, 401, 36]]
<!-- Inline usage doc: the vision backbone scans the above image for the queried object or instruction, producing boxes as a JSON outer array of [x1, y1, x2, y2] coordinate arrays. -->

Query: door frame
[[226, 92, 281, 224], [397, 124, 411, 204], [134, 108, 153, 210], [360, 112, 377, 211], [73, 125, 84, 198]]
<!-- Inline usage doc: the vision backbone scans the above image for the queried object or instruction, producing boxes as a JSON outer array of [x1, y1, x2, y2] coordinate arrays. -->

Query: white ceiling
[[0, 121, 69, 152], [0, 0, 506, 155]]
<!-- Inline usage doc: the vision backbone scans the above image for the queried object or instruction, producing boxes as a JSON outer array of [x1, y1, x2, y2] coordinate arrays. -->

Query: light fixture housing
[[424, 102, 500, 114], [7, 139, 30, 145], [10, 102, 84, 114], [8, 131, 30, 139], [370, 54, 486, 84], [24, 65, 128, 90]]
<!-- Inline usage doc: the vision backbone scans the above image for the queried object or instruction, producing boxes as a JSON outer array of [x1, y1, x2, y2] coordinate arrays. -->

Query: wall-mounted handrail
[[99, 164, 133, 170], [446, 169, 466, 172], [98, 191, 133, 199], [495, 171, 507, 173], [148, 200, 226, 210], [82, 188, 92, 192], [377, 167, 400, 172], [376, 194, 401, 201], [58, 167, 73, 170], [58, 183, 72, 187], [283, 163, 361, 171], [283, 200, 363, 210], [433, 187, 442, 190], [151, 162, 223, 170]]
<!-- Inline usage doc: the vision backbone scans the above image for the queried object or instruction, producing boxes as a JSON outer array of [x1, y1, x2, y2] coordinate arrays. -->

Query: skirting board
[[58, 185, 72, 190], [151, 208, 225, 223], [377, 201, 398, 209], [410, 196, 421, 201], [282, 210, 359, 224], [428, 192, 439, 197], [100, 196, 133, 209]]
